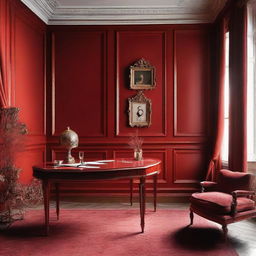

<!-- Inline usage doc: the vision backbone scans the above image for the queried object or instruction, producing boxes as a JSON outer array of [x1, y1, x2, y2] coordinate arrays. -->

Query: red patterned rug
[[0, 209, 238, 256]]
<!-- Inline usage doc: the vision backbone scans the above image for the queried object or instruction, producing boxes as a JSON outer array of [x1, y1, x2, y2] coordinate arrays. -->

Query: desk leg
[[130, 179, 133, 206], [153, 173, 158, 212], [55, 183, 60, 220], [43, 179, 50, 236], [139, 176, 146, 233]]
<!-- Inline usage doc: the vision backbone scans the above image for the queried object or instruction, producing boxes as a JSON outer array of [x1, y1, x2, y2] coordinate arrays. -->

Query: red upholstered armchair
[[189, 169, 256, 239]]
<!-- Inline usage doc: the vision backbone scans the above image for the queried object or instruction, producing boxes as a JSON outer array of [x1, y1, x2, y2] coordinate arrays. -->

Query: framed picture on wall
[[128, 91, 152, 127], [130, 58, 156, 90]]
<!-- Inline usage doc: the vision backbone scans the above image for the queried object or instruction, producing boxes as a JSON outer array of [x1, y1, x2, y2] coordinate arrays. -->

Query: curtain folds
[[205, 19, 226, 181], [228, 2, 247, 172], [207, 0, 248, 179], [0, 0, 11, 108]]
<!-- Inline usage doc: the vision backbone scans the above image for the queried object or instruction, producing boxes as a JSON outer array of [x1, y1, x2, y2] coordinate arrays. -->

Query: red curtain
[[205, 19, 227, 181], [0, 0, 11, 108], [228, 2, 247, 172]]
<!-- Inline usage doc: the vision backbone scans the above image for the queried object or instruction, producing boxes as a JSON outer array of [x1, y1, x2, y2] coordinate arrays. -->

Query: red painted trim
[[115, 31, 120, 136], [51, 32, 56, 135]]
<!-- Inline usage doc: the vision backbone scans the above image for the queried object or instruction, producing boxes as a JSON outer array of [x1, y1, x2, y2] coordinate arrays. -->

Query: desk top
[[33, 158, 161, 180]]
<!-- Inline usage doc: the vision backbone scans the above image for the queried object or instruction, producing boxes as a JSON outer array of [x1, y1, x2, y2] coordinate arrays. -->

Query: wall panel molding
[[173, 148, 207, 185], [50, 148, 108, 162], [51, 30, 107, 138], [115, 31, 167, 137], [12, 6, 46, 136], [16, 145, 46, 184], [173, 29, 209, 137]]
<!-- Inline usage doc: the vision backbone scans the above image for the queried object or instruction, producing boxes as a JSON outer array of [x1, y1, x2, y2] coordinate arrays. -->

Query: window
[[247, 3, 256, 162], [221, 32, 229, 163], [221, 4, 256, 166]]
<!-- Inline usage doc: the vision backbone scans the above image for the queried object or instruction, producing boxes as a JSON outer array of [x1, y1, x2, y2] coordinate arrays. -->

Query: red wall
[[47, 25, 212, 195], [9, 1, 46, 184], [1, 0, 211, 193], [2, 1, 212, 194]]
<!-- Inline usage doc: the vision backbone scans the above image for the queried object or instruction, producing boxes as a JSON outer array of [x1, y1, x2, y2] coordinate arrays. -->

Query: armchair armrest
[[200, 181, 217, 192], [231, 190, 255, 216], [232, 190, 255, 197]]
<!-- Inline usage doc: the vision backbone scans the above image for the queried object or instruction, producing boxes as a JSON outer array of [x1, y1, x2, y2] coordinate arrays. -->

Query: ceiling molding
[[20, 0, 227, 25], [20, 0, 54, 23]]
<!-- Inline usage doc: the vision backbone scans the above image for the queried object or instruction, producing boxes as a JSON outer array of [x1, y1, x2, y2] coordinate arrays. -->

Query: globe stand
[[64, 148, 75, 164]]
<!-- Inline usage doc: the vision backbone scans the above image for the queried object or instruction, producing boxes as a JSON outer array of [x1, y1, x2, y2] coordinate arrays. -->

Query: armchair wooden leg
[[189, 210, 194, 226], [222, 224, 228, 241]]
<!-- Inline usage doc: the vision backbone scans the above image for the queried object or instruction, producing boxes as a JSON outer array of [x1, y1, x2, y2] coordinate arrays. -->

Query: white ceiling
[[20, 0, 227, 25]]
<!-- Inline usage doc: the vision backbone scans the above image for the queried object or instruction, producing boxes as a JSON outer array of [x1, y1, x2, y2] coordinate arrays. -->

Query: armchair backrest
[[216, 169, 252, 194]]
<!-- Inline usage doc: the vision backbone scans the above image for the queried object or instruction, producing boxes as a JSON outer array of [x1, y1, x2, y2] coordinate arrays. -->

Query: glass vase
[[134, 149, 143, 161]]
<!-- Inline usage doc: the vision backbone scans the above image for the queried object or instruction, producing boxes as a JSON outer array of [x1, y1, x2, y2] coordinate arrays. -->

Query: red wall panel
[[9, 1, 46, 182], [53, 31, 107, 137], [117, 31, 167, 136], [173, 149, 207, 184], [174, 30, 209, 137], [13, 12, 45, 136], [16, 147, 45, 184]]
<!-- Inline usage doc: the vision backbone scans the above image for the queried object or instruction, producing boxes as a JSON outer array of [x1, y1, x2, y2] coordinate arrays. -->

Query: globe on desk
[[60, 126, 79, 164]]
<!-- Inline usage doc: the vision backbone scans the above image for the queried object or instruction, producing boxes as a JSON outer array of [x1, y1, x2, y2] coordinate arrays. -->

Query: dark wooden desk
[[33, 158, 161, 235]]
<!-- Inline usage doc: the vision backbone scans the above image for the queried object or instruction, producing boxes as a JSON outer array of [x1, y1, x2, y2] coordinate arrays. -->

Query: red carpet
[[0, 209, 237, 256]]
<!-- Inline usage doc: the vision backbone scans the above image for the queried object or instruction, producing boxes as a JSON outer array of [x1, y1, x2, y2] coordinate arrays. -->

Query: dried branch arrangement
[[0, 108, 42, 226], [128, 129, 144, 151]]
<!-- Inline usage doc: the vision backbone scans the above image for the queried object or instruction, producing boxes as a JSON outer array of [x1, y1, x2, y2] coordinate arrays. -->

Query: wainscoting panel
[[16, 145, 46, 184], [174, 29, 209, 137], [52, 30, 107, 137], [173, 148, 207, 185], [116, 31, 167, 137], [9, 1, 47, 183], [12, 4, 46, 136], [51, 148, 108, 163]]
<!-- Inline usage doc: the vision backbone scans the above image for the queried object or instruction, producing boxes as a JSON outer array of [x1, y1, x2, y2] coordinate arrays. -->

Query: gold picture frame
[[128, 91, 152, 127], [130, 58, 156, 90]]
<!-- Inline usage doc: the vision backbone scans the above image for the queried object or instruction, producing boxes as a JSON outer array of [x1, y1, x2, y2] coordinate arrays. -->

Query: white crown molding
[[49, 7, 210, 25], [20, 0, 54, 23], [20, 0, 227, 25]]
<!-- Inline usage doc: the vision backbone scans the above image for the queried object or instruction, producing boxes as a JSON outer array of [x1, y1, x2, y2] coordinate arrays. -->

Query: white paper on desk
[[79, 165, 100, 168], [95, 160, 115, 163], [58, 163, 80, 167], [85, 161, 105, 165]]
